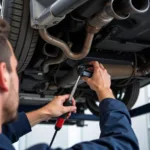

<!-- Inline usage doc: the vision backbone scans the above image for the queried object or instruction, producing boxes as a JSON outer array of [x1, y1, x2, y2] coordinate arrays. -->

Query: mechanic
[[0, 18, 139, 150]]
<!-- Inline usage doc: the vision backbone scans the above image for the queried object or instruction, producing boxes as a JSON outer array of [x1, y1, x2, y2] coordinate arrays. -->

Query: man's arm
[[26, 95, 76, 127], [27, 98, 139, 150], [26, 61, 139, 150], [2, 61, 139, 150], [67, 98, 139, 150], [65, 62, 139, 150], [1, 97, 139, 150], [2, 95, 76, 143]]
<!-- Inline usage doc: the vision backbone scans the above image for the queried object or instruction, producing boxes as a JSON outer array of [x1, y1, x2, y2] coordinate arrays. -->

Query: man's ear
[[0, 62, 10, 92]]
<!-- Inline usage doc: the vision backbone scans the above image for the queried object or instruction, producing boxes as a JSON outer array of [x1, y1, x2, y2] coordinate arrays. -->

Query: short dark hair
[[0, 17, 12, 72]]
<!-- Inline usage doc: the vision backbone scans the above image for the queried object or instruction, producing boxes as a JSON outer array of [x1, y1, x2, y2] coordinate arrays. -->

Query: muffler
[[40, 0, 149, 70], [57, 64, 135, 88], [57, 63, 150, 88]]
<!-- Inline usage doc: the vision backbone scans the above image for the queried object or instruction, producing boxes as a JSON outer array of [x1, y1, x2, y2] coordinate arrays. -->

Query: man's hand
[[40, 95, 76, 119], [39, 95, 77, 120], [26, 95, 77, 126], [83, 61, 115, 102]]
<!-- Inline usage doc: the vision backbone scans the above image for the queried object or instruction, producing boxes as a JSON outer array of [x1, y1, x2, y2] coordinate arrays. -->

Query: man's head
[[0, 18, 19, 124]]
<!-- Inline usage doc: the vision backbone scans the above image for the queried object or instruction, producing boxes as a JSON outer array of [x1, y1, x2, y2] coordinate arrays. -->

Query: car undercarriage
[[2, 0, 150, 117]]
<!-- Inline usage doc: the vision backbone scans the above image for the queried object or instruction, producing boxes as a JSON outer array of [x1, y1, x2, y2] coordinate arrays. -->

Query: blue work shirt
[[0, 98, 139, 150]]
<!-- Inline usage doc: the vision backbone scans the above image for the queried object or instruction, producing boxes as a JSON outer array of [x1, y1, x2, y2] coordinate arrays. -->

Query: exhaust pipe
[[112, 0, 149, 14], [43, 43, 60, 58], [40, 0, 149, 61], [39, 29, 95, 60], [35, 0, 90, 28], [50, 0, 90, 18], [40, 0, 149, 72], [43, 52, 66, 73]]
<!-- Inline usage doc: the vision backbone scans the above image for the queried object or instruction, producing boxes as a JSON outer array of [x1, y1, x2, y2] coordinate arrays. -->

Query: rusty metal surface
[[39, 29, 94, 60], [42, 52, 66, 73]]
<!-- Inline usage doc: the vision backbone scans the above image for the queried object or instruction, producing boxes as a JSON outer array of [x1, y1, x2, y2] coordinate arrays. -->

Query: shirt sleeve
[[65, 98, 139, 150], [27, 98, 139, 150], [0, 134, 15, 150], [2, 112, 31, 143]]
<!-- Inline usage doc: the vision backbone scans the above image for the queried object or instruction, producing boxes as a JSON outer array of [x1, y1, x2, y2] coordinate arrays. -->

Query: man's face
[[2, 41, 19, 123]]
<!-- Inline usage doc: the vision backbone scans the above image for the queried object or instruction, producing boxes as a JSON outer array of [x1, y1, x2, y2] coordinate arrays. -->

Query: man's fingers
[[89, 61, 94, 65], [91, 61, 99, 69], [66, 113, 71, 119], [99, 63, 105, 70], [63, 106, 77, 113], [73, 109, 77, 113], [72, 98, 76, 107], [92, 61, 101, 74], [58, 94, 70, 103], [89, 61, 95, 65], [89, 61, 105, 71], [82, 77, 91, 82]]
